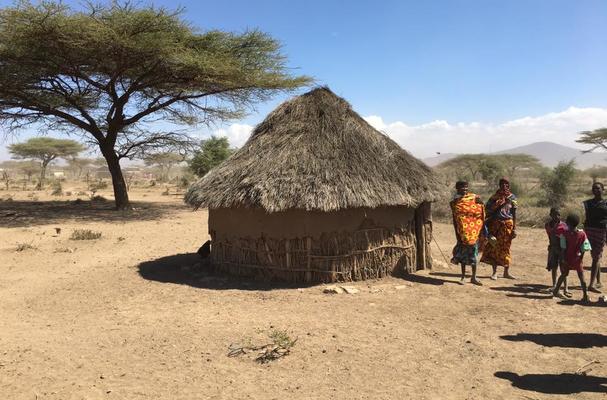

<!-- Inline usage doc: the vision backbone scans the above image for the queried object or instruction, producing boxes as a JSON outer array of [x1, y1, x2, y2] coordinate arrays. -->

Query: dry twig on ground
[[228, 329, 297, 364]]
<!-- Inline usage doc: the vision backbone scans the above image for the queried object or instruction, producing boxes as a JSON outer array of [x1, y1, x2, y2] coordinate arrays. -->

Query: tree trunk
[[37, 161, 47, 190], [101, 148, 131, 210]]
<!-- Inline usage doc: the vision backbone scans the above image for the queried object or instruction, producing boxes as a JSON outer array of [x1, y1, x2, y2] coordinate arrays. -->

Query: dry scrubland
[[1, 181, 606, 400]]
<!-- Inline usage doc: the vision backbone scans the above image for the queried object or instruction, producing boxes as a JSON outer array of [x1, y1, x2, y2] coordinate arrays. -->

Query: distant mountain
[[422, 141, 607, 169], [494, 142, 607, 168]]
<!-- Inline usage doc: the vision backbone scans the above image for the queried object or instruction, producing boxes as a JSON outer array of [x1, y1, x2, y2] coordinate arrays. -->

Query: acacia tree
[[493, 154, 542, 178], [188, 136, 234, 177], [577, 128, 607, 152], [0, 160, 37, 183], [540, 160, 576, 207], [144, 152, 184, 181], [0, 2, 311, 209], [8, 137, 85, 189], [67, 157, 94, 179], [437, 154, 485, 182]]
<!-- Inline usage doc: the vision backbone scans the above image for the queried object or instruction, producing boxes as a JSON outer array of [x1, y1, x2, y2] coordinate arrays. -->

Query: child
[[553, 214, 591, 302], [544, 208, 569, 296]]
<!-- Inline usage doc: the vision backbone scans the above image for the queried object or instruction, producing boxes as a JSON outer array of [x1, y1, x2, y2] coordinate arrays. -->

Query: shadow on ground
[[490, 283, 551, 294], [495, 371, 607, 395], [557, 299, 607, 308], [505, 293, 553, 300], [402, 273, 455, 286], [500, 333, 607, 348], [138, 253, 316, 291], [0, 199, 187, 228]]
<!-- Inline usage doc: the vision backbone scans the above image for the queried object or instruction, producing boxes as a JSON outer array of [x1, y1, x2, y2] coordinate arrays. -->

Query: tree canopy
[[436, 153, 541, 185], [577, 128, 607, 153], [8, 137, 85, 188], [539, 160, 577, 208], [0, 1, 311, 208], [189, 136, 234, 177], [144, 152, 184, 181]]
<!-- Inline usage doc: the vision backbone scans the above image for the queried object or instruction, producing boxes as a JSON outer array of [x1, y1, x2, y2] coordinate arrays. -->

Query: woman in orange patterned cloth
[[481, 178, 518, 280], [450, 181, 486, 285]]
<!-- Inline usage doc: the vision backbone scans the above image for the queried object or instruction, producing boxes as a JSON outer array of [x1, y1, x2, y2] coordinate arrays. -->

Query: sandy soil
[[1, 186, 606, 399]]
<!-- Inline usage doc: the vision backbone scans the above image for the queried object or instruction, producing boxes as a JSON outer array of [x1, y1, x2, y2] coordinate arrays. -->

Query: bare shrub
[[53, 247, 75, 253], [228, 329, 297, 364], [70, 229, 102, 240], [50, 181, 63, 196], [15, 242, 37, 252]]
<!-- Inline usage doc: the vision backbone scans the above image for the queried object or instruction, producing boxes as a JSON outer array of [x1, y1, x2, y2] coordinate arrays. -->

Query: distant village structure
[[186, 88, 442, 282]]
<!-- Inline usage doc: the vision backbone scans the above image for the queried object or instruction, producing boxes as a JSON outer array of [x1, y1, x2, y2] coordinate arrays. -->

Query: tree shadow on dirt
[[500, 333, 607, 348], [494, 371, 607, 395], [137, 253, 317, 291], [0, 199, 187, 228]]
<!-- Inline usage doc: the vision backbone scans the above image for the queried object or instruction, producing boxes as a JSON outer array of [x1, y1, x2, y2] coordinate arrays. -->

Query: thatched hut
[[185, 87, 442, 282]]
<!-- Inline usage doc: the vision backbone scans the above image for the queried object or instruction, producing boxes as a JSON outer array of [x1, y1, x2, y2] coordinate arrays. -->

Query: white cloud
[[208, 107, 607, 157], [364, 107, 607, 158], [212, 123, 254, 148]]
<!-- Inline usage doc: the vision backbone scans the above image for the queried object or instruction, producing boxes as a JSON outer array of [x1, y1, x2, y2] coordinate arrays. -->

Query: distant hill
[[423, 141, 607, 169], [422, 153, 457, 167]]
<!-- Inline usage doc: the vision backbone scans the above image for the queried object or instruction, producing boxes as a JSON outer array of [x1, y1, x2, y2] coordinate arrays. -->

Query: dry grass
[[15, 242, 37, 252], [70, 229, 102, 240]]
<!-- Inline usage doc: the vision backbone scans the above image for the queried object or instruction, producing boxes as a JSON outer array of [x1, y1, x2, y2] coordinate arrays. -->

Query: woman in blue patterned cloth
[[583, 182, 606, 293]]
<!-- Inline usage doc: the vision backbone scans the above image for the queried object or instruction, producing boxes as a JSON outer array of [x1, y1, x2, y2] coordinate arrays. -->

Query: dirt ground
[[1, 185, 606, 400]]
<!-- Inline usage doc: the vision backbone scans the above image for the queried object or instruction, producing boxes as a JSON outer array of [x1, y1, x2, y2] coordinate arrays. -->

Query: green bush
[[539, 161, 576, 207]]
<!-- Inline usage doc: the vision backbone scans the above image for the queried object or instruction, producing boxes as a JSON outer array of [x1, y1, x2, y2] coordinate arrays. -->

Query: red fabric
[[545, 221, 567, 240], [562, 230, 587, 272]]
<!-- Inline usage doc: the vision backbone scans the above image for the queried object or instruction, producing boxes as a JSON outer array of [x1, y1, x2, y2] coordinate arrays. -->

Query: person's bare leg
[[563, 277, 572, 297], [471, 264, 482, 285], [551, 267, 558, 289], [577, 270, 589, 303], [491, 264, 498, 280], [589, 257, 601, 292], [459, 263, 466, 285], [553, 270, 568, 299], [503, 266, 516, 279]]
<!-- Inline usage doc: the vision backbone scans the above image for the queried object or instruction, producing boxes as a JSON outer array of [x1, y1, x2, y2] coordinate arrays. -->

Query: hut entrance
[[414, 202, 433, 271]]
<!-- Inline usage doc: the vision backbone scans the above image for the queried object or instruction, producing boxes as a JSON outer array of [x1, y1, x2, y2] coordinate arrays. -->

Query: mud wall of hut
[[208, 206, 425, 282]]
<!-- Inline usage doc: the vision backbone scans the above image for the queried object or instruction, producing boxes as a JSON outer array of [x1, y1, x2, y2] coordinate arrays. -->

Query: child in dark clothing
[[545, 208, 569, 296], [553, 214, 590, 303]]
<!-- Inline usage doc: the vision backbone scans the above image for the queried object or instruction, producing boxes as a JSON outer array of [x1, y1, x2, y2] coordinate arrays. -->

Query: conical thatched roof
[[185, 87, 442, 212]]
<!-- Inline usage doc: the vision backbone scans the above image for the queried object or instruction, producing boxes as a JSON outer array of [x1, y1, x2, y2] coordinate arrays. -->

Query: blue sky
[[1, 0, 607, 158]]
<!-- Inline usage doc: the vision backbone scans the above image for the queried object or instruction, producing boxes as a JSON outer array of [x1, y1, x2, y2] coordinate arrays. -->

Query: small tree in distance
[[539, 160, 576, 208], [8, 137, 85, 189], [144, 152, 184, 182], [189, 136, 234, 177]]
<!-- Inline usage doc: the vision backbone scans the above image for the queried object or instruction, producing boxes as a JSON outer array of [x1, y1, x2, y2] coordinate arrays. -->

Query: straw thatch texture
[[185, 87, 441, 212]]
